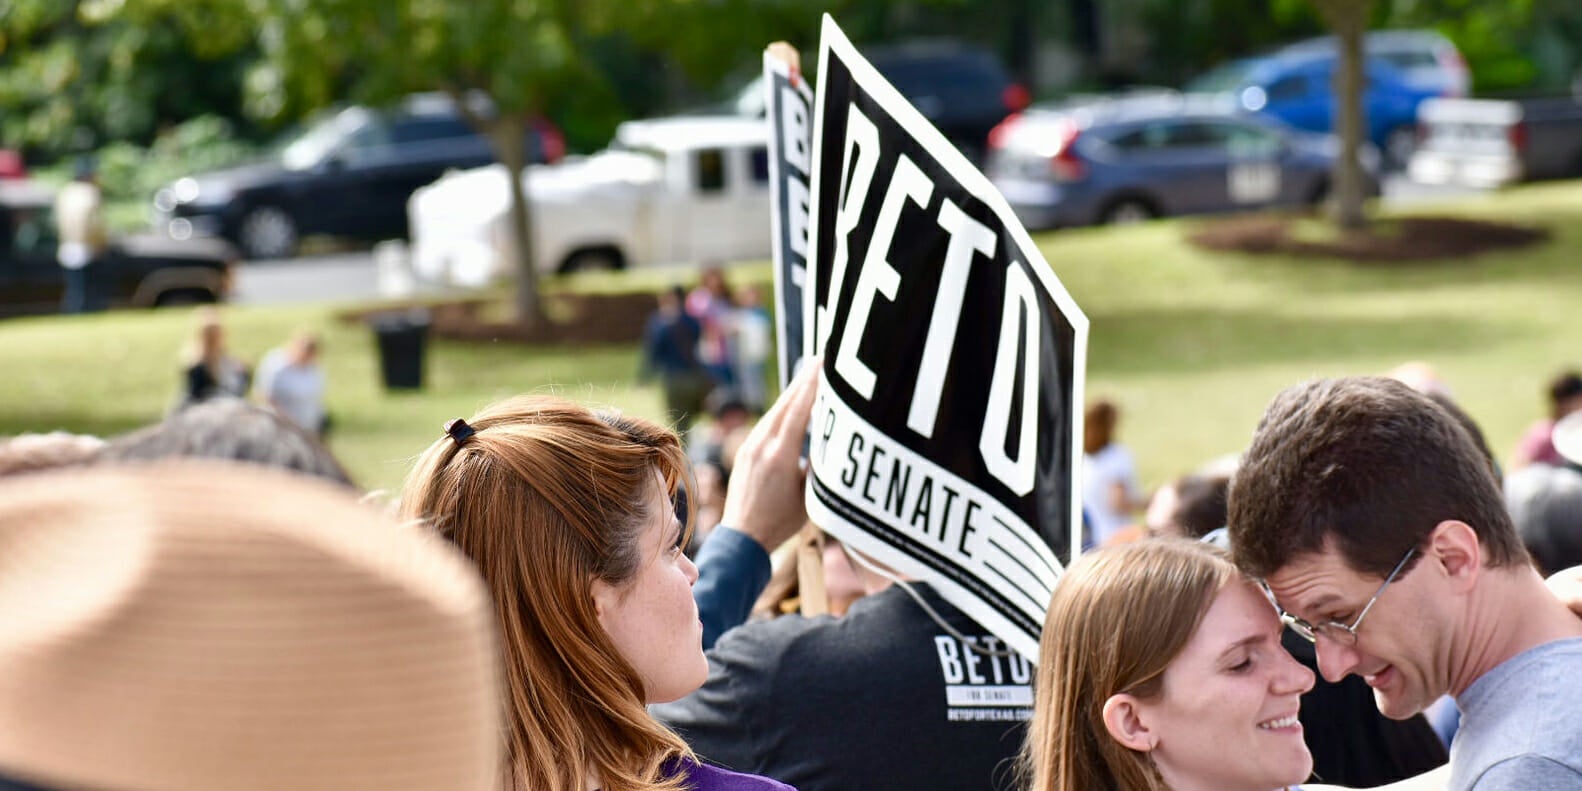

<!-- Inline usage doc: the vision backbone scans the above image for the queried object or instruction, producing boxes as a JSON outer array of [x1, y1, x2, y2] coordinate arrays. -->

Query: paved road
[[232, 175, 1483, 306], [233, 245, 465, 306]]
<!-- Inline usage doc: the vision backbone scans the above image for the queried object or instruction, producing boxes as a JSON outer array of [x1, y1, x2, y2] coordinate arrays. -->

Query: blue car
[[986, 94, 1376, 230], [1185, 51, 1437, 168]]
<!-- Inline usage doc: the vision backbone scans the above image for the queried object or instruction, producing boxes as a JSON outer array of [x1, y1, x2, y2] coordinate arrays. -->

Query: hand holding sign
[[721, 359, 821, 553]]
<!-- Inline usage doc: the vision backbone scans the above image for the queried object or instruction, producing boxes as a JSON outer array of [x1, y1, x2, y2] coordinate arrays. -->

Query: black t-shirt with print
[[653, 584, 1029, 791]]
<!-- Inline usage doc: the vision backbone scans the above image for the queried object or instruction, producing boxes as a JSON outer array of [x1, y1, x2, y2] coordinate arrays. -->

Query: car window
[[695, 149, 727, 193], [1379, 51, 1438, 69], [1266, 75, 1309, 102], [1107, 121, 1223, 151], [342, 120, 393, 159], [276, 108, 374, 170], [1218, 122, 1284, 156], [1109, 123, 1170, 151], [749, 147, 770, 184], [1165, 122, 1228, 147], [389, 116, 476, 144], [7, 205, 56, 255]]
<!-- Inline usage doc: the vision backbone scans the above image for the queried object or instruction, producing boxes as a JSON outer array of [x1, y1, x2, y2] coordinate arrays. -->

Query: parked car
[[409, 115, 770, 285], [1, 180, 235, 316], [152, 94, 565, 260], [985, 94, 1378, 229], [1408, 96, 1582, 187], [724, 39, 1027, 165], [1185, 51, 1437, 168], [1280, 29, 1471, 99]]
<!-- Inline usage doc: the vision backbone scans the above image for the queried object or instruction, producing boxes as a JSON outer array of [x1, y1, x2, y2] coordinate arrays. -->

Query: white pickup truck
[[409, 115, 770, 286]]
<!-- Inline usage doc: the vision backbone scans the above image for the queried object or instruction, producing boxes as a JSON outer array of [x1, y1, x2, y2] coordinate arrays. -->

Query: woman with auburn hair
[[400, 394, 793, 791], [1024, 539, 1315, 791]]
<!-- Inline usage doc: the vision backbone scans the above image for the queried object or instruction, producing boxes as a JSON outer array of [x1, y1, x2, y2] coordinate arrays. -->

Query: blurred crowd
[[641, 265, 773, 432], [174, 307, 329, 439], [1, 353, 1580, 791]]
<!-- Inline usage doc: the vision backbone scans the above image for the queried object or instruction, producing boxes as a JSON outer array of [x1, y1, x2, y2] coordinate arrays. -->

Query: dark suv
[[1, 181, 234, 316], [727, 40, 1027, 165], [865, 41, 1029, 164], [153, 95, 563, 260]]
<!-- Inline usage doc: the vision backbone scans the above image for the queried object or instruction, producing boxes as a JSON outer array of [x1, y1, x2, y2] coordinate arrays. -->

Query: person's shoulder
[[1470, 754, 1582, 790], [1501, 636, 1582, 679], [679, 760, 797, 791], [1465, 637, 1582, 711], [715, 611, 835, 658], [1088, 442, 1135, 466]]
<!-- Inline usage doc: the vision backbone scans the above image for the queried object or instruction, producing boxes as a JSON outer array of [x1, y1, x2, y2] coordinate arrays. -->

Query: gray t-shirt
[[1451, 637, 1582, 790]]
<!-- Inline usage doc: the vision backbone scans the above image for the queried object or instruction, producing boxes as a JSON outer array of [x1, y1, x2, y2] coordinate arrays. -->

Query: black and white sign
[[764, 50, 815, 388], [803, 15, 1088, 661]]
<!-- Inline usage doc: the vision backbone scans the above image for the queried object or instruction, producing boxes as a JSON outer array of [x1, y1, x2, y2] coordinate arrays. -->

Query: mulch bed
[[1187, 214, 1549, 262], [340, 291, 658, 346]]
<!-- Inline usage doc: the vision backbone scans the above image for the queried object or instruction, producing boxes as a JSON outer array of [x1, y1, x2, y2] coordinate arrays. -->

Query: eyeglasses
[[1261, 546, 1417, 647]]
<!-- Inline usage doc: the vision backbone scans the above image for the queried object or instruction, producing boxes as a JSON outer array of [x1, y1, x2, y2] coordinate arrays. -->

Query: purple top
[[664, 758, 796, 791]]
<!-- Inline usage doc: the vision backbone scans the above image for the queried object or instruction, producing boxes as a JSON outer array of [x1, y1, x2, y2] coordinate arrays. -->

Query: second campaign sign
[[803, 16, 1088, 661]]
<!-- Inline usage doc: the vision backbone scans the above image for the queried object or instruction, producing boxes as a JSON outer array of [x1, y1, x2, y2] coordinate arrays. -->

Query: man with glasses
[[1230, 377, 1582, 791]]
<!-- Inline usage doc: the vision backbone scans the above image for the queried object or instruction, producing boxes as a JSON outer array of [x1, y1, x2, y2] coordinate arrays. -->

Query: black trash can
[[371, 309, 431, 390]]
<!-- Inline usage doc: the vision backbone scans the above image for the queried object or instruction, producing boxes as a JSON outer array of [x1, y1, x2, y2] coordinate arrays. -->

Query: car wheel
[[239, 206, 298, 260], [1100, 198, 1155, 225], [560, 247, 625, 274], [1385, 127, 1416, 171]]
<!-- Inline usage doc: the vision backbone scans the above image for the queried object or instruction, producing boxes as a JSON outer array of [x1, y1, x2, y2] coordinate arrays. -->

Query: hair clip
[[443, 418, 476, 445]]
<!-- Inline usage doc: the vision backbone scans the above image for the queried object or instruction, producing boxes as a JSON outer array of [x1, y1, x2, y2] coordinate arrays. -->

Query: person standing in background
[[1083, 399, 1143, 547], [642, 286, 713, 433], [1511, 370, 1582, 470], [54, 156, 109, 314], [688, 266, 737, 392], [255, 331, 328, 438], [732, 284, 773, 414], [179, 307, 250, 409]]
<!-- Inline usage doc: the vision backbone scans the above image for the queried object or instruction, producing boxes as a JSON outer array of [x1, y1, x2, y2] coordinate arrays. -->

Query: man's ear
[[1102, 693, 1157, 753], [1428, 520, 1482, 594]]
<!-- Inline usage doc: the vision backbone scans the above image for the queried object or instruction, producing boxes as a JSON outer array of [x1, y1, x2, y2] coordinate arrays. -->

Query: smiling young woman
[[1024, 539, 1316, 791]]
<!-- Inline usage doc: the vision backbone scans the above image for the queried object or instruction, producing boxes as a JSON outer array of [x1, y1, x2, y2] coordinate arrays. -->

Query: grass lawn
[[4, 181, 1581, 496]]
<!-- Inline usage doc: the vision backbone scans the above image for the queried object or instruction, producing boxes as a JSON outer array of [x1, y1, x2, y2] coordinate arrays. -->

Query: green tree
[[0, 1, 258, 159], [1382, 0, 1582, 92]]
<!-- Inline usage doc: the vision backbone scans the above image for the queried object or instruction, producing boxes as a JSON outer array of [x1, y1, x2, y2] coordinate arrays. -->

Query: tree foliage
[[1383, 0, 1582, 92], [0, 0, 257, 158]]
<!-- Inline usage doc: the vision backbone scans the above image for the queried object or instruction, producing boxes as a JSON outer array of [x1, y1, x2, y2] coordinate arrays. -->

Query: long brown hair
[[400, 396, 696, 791], [1023, 539, 1236, 791]]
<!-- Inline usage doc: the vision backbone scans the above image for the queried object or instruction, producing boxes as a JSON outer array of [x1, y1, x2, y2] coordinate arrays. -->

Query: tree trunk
[[484, 115, 543, 328], [1314, 0, 1373, 231]]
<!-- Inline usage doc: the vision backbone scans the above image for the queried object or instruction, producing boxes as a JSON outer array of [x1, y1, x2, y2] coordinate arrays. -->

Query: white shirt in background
[[1084, 443, 1141, 546]]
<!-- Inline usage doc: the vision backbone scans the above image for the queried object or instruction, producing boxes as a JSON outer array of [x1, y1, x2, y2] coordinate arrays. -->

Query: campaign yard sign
[[764, 49, 815, 388], [803, 15, 1088, 662]]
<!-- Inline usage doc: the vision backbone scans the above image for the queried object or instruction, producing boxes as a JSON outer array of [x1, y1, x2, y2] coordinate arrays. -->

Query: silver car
[[986, 94, 1376, 230]]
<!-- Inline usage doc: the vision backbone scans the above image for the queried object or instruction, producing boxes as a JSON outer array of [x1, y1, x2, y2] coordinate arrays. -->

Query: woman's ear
[[1102, 693, 1157, 753], [589, 578, 616, 621]]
